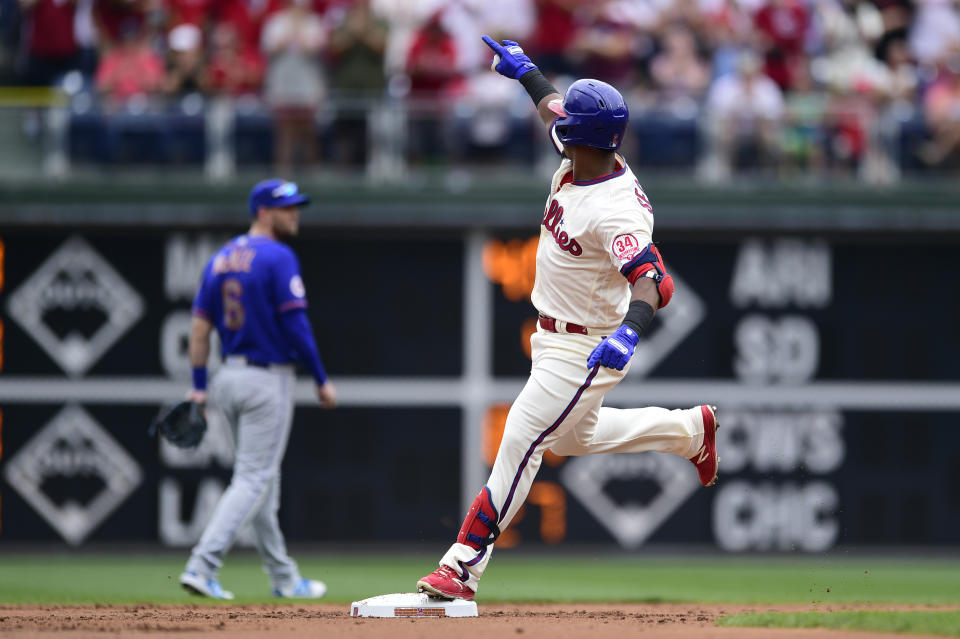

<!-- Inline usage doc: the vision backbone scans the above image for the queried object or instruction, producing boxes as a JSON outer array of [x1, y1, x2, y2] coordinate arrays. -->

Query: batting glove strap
[[586, 325, 640, 371]]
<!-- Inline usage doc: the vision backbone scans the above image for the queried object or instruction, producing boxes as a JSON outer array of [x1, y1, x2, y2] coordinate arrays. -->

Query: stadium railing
[[0, 88, 937, 184]]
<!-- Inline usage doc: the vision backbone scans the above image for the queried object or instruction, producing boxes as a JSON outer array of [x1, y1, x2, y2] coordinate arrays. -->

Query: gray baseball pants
[[185, 361, 302, 591]]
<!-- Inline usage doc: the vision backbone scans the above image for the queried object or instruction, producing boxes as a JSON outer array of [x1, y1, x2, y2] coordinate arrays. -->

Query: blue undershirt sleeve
[[278, 308, 328, 385]]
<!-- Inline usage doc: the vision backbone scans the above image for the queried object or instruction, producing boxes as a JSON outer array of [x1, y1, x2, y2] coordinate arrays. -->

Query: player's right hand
[[587, 326, 640, 371], [316, 381, 337, 409], [481, 35, 538, 80]]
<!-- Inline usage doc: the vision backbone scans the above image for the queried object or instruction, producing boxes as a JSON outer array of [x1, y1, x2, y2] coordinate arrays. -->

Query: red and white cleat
[[690, 405, 719, 487], [417, 565, 476, 601]]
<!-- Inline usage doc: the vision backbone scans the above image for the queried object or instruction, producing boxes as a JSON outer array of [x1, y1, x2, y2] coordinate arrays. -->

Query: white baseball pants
[[440, 328, 707, 593]]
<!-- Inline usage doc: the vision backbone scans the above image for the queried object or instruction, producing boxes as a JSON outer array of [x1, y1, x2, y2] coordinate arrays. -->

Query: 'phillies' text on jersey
[[542, 200, 584, 256]]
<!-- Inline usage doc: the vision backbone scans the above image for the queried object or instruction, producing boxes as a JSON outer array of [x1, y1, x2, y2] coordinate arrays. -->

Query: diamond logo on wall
[[5, 236, 144, 376], [3, 405, 143, 545], [560, 453, 700, 549]]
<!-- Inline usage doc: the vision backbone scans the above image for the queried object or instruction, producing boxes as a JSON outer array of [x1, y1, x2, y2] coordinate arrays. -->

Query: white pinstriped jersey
[[530, 126, 656, 330]]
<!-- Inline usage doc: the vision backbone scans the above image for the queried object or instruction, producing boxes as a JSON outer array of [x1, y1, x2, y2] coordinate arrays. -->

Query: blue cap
[[248, 179, 311, 216]]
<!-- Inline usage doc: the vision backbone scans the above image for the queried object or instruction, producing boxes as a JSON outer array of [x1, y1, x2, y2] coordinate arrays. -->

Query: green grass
[[720, 611, 960, 637], [0, 552, 958, 606]]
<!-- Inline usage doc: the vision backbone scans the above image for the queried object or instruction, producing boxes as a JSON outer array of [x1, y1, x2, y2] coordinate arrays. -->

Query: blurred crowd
[[1, 0, 959, 175]]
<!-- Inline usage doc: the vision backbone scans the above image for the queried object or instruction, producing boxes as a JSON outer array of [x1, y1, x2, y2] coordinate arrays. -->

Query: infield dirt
[[0, 603, 950, 638]]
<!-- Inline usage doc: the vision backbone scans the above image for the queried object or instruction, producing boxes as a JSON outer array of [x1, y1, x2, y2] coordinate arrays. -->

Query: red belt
[[538, 314, 589, 335]]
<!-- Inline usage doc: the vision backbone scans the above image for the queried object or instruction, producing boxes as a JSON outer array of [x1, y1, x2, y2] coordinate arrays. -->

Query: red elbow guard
[[655, 272, 674, 308], [623, 244, 674, 309]]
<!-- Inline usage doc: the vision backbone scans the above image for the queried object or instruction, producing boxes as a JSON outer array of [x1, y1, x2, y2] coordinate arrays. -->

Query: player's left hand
[[150, 400, 207, 449], [587, 325, 640, 371], [316, 381, 337, 409], [481, 35, 538, 80]]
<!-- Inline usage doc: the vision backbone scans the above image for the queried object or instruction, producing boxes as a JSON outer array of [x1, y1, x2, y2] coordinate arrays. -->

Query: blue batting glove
[[587, 325, 640, 371], [481, 35, 538, 80]]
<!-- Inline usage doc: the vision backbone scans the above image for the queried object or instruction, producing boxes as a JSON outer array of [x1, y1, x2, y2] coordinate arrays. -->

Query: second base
[[350, 592, 478, 618]]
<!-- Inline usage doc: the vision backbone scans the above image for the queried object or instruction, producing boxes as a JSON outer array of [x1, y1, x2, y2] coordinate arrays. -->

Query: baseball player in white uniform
[[417, 37, 719, 601]]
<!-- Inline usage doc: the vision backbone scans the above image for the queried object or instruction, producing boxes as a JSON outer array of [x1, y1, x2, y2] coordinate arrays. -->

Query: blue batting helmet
[[549, 79, 629, 150]]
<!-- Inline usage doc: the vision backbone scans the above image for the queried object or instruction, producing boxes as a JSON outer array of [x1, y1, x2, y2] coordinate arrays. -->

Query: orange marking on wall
[[494, 481, 567, 547], [528, 481, 567, 544], [521, 316, 537, 360], [497, 504, 524, 548], [482, 236, 538, 302]]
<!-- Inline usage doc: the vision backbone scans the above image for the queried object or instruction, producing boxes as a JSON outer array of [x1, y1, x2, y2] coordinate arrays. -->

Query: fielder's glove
[[149, 400, 207, 449], [587, 326, 640, 371], [481, 36, 538, 80]]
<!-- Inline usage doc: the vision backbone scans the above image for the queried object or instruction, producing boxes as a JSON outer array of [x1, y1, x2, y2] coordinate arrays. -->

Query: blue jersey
[[193, 234, 308, 364]]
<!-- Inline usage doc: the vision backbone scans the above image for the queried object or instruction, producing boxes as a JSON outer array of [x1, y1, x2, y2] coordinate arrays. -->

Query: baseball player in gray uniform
[[179, 179, 336, 599]]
